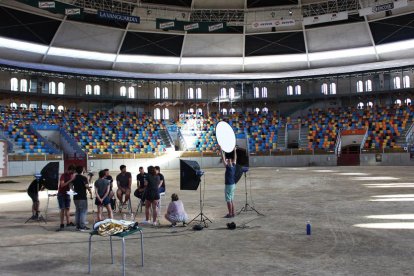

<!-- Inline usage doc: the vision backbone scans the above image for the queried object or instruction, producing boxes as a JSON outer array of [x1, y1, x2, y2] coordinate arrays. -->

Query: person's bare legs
[[60, 209, 64, 225], [124, 189, 131, 205], [145, 200, 151, 221], [106, 204, 113, 219], [226, 201, 232, 216], [65, 208, 70, 224], [116, 189, 123, 203], [97, 206, 102, 221], [231, 201, 235, 216], [152, 200, 158, 224]]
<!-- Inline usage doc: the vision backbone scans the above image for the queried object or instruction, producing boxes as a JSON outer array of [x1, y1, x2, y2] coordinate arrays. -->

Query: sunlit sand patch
[[354, 222, 414, 229], [372, 194, 414, 198], [370, 198, 414, 201], [366, 214, 414, 219], [336, 172, 369, 176], [352, 176, 399, 181], [364, 183, 414, 188]]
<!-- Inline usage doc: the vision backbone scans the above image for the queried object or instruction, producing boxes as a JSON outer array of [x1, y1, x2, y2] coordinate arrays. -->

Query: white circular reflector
[[216, 121, 236, 153]]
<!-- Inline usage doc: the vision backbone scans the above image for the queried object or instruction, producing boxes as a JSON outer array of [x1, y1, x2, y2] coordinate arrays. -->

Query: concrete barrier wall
[[6, 153, 414, 176], [360, 153, 414, 166]]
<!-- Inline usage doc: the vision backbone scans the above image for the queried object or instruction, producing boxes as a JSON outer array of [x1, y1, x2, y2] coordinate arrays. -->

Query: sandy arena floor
[[1, 166, 414, 275]]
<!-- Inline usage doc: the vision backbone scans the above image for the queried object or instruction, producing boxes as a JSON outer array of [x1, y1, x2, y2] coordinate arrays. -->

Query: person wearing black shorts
[[144, 166, 160, 226]]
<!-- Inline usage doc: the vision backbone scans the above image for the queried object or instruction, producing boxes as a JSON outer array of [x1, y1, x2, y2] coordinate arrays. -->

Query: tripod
[[188, 172, 212, 227], [25, 174, 47, 224], [237, 169, 263, 216]]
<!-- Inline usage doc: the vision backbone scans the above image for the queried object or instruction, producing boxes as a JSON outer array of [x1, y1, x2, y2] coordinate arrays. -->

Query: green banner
[[156, 18, 227, 33]]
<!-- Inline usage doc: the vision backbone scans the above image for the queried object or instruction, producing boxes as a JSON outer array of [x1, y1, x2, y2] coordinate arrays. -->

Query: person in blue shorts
[[221, 146, 237, 218]]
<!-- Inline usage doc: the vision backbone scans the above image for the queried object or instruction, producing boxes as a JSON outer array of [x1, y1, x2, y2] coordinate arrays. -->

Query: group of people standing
[[52, 164, 187, 230], [28, 149, 236, 230]]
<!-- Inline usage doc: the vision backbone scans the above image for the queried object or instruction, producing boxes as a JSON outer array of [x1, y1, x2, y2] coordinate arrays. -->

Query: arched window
[[357, 102, 364, 109], [357, 80, 363, 93], [20, 79, 28, 92], [229, 87, 235, 100], [405, 98, 411, 105], [85, 84, 92, 95], [295, 85, 301, 95], [57, 105, 64, 111], [128, 87, 135, 99], [49, 81, 56, 94], [393, 76, 401, 89], [287, 85, 293, 96], [154, 87, 160, 99], [330, 83, 336, 94], [196, 88, 202, 99], [93, 85, 100, 95], [254, 87, 260, 98], [262, 107, 269, 114], [188, 108, 194, 114], [395, 99, 402, 106], [49, 105, 55, 111], [162, 87, 168, 99], [262, 87, 268, 98], [20, 103, 27, 109], [41, 104, 48, 110], [10, 102, 17, 109], [154, 108, 161, 119], [163, 108, 169, 119], [221, 108, 227, 115], [196, 108, 203, 115], [120, 86, 126, 97], [229, 108, 236, 114], [365, 80, 372, 92], [220, 88, 227, 98], [403, 76, 410, 88], [29, 103, 37, 109], [367, 101, 373, 108], [321, 83, 328, 95], [58, 82, 65, 94], [187, 88, 194, 99], [254, 107, 260, 114], [10, 78, 18, 91]]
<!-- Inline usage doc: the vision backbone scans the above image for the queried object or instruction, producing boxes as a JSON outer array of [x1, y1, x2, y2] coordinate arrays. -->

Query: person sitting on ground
[[57, 164, 76, 230], [72, 165, 92, 230], [143, 165, 160, 226], [27, 177, 45, 219], [165, 193, 188, 227], [116, 165, 132, 210], [134, 166, 147, 202], [95, 170, 113, 221], [155, 166, 166, 194]]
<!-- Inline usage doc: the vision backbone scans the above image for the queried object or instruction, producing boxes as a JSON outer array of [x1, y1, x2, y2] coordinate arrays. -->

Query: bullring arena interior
[[1, 0, 414, 275]]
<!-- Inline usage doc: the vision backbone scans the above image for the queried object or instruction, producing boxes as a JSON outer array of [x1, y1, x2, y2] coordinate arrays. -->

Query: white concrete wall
[[360, 153, 414, 166], [6, 153, 414, 177]]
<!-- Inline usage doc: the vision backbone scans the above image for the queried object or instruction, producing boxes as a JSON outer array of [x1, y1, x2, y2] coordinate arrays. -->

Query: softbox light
[[224, 147, 249, 167], [180, 159, 201, 190], [40, 162, 60, 190]]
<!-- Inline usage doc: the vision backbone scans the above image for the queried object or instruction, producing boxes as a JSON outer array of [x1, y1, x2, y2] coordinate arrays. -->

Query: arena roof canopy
[[0, 0, 414, 80]]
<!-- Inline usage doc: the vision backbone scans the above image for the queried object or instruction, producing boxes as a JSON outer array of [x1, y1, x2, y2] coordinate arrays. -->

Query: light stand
[[237, 167, 263, 216], [25, 173, 47, 224], [188, 170, 212, 227]]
